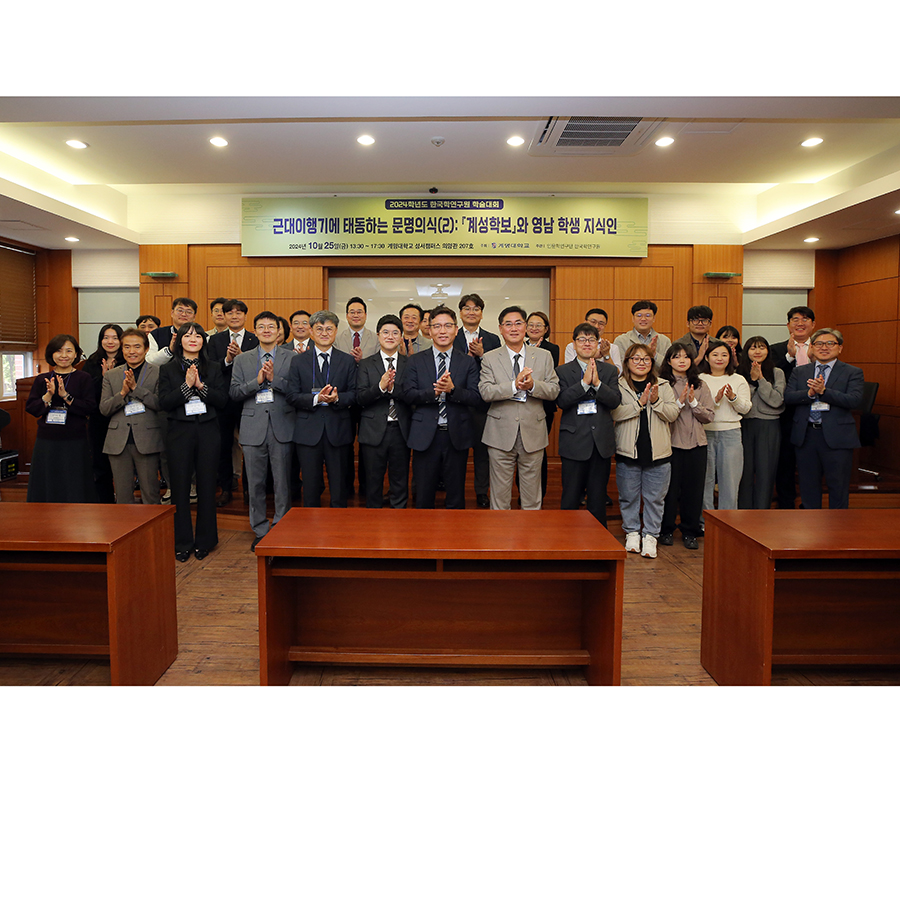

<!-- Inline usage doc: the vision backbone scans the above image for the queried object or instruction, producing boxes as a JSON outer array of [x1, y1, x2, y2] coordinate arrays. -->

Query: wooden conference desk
[[0, 504, 178, 686], [701, 509, 900, 686], [256, 508, 624, 686]]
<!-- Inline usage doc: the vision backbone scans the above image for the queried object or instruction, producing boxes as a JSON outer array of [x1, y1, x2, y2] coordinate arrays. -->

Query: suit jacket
[[453, 327, 501, 373], [399, 347, 481, 452], [229, 345, 296, 445], [99, 362, 164, 456], [479, 345, 560, 453], [287, 346, 358, 446], [335, 327, 379, 359], [555, 359, 621, 460], [356, 352, 411, 445], [157, 358, 229, 423], [785, 359, 864, 449], [769, 338, 813, 379], [207, 329, 261, 384]]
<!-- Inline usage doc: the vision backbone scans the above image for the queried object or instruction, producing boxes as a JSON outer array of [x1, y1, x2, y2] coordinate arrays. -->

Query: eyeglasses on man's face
[[812, 340, 839, 349]]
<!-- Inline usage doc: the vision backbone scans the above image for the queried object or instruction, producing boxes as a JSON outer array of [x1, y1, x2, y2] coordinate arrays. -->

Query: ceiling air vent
[[529, 116, 667, 157]]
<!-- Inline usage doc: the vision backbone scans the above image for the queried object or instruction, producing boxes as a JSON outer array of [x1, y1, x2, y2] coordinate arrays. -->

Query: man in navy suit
[[453, 293, 500, 507], [399, 305, 482, 509], [207, 299, 260, 505], [287, 309, 357, 508], [785, 327, 864, 510]]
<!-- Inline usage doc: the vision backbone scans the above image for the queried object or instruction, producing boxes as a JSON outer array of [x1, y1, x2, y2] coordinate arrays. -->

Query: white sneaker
[[625, 532, 641, 553], [641, 535, 658, 559]]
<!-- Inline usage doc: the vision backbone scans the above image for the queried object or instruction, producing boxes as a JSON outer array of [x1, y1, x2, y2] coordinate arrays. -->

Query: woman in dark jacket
[[157, 323, 228, 561]]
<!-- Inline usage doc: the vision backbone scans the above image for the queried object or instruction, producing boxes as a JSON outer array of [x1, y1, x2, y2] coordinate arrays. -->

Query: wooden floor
[[2, 460, 900, 686]]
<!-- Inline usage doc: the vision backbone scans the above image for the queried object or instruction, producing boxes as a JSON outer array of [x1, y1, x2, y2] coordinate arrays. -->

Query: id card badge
[[577, 399, 598, 415], [125, 400, 146, 416], [256, 388, 274, 404], [512, 389, 528, 403], [184, 397, 207, 416], [46, 408, 68, 425], [811, 401, 830, 413]]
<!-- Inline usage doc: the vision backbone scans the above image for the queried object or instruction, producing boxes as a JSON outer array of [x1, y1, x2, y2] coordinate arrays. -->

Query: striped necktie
[[437, 353, 447, 422]]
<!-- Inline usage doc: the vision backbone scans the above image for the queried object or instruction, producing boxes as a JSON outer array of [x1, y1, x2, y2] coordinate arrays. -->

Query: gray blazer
[[479, 345, 560, 453], [99, 363, 164, 456], [335, 327, 379, 359], [229, 345, 296, 445]]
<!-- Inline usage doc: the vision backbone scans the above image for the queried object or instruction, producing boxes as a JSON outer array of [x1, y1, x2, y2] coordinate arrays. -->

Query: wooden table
[[256, 508, 625, 686], [701, 509, 900, 685], [0, 504, 178, 685]]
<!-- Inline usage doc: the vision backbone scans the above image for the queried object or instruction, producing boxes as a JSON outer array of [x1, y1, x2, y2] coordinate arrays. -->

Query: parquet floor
[[2, 461, 899, 686]]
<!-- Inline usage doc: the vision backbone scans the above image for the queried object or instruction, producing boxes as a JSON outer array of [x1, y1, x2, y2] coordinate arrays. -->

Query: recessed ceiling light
[[801, 138, 823, 147], [65, 236, 80, 242], [357, 135, 375, 146], [209, 137, 228, 148], [804, 237, 820, 243], [894, 209, 900, 215], [655, 137, 675, 147], [507, 136, 525, 147], [65, 140, 89, 150]]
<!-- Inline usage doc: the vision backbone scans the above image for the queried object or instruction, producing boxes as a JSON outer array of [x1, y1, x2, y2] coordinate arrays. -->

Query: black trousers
[[795, 425, 853, 510], [413, 429, 468, 509], [560, 449, 611, 528], [661, 444, 708, 538], [167, 417, 220, 553], [361, 423, 410, 508], [298, 438, 348, 507]]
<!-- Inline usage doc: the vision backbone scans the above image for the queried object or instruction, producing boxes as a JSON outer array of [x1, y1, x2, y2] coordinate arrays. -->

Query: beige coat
[[611, 377, 679, 461]]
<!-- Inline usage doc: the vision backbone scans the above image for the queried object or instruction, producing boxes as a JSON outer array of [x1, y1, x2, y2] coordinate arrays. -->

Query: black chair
[[857, 381, 880, 481]]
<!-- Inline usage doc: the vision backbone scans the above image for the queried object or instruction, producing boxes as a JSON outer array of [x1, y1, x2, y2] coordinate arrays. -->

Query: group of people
[[25, 293, 864, 564]]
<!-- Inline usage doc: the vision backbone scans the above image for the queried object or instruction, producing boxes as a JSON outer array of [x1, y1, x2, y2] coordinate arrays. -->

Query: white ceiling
[[2, 96, 900, 252]]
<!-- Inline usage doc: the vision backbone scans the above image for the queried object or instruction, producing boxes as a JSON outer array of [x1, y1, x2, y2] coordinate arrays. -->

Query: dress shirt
[[506, 344, 528, 398], [224, 329, 247, 366]]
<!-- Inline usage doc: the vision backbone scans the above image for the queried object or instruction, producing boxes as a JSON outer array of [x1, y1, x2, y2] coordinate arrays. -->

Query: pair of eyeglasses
[[812, 340, 838, 349], [690, 318, 712, 326], [575, 337, 598, 345]]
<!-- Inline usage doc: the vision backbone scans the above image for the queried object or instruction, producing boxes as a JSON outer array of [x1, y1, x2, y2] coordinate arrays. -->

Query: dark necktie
[[811, 364, 827, 422], [318, 353, 328, 387], [261, 352, 272, 385], [513, 353, 521, 379], [353, 332, 360, 351], [387, 357, 397, 421], [438, 352, 447, 421]]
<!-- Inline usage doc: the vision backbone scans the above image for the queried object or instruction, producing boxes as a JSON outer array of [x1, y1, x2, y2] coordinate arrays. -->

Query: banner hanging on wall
[[241, 197, 648, 258]]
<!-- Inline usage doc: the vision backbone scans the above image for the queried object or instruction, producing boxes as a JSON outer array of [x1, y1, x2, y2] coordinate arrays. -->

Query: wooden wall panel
[[264, 267, 326, 300], [206, 267, 265, 300], [689, 285, 743, 334], [857, 363, 898, 408], [810, 250, 838, 324], [836, 321, 897, 364], [553, 267, 615, 300], [139, 245, 189, 283], [834, 278, 899, 324], [554, 299, 606, 338], [837, 236, 900, 287], [693, 245, 743, 283], [614, 267, 673, 300]]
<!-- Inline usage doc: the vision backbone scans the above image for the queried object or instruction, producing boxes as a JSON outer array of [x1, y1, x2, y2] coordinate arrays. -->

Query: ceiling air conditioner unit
[[528, 116, 668, 157]]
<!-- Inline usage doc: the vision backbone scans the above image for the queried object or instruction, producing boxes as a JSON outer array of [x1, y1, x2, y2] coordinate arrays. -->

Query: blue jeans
[[616, 458, 671, 537], [703, 427, 743, 511]]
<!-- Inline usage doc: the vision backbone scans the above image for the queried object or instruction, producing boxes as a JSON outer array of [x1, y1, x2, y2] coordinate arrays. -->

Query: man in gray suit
[[479, 305, 560, 510], [99, 327, 164, 504], [229, 310, 296, 550], [334, 297, 379, 361]]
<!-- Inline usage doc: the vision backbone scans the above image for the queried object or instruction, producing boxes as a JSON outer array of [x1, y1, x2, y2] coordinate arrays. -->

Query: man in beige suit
[[479, 305, 560, 510]]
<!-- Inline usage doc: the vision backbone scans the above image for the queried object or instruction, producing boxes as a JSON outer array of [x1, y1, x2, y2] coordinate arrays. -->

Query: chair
[[856, 381, 880, 481]]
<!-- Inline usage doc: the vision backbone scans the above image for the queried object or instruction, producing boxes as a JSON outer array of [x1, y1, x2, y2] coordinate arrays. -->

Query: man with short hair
[[454, 293, 501, 507], [399, 306, 482, 509], [229, 311, 296, 549], [398, 303, 431, 355], [556, 323, 621, 527], [771, 305, 817, 508], [676, 305, 714, 364], [289, 309, 312, 353], [563, 307, 622, 371], [287, 310, 358, 507], [785, 327, 863, 510], [136, 314, 160, 334], [357, 314, 411, 508], [207, 298, 229, 336], [479, 305, 560, 511], [420, 310, 431, 340], [614, 301, 671, 368], [147, 297, 198, 365], [335, 297, 378, 360]]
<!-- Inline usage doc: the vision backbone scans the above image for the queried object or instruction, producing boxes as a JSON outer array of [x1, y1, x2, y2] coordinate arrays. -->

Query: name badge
[[184, 397, 207, 416], [256, 388, 274, 404], [512, 390, 527, 403], [46, 409, 68, 425], [577, 400, 598, 415], [125, 400, 146, 416], [811, 401, 830, 412]]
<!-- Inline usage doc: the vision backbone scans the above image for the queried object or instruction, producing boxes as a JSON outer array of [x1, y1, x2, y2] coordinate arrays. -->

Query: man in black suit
[[400, 305, 482, 509], [453, 293, 500, 507], [785, 327, 864, 510], [147, 296, 198, 365], [286, 309, 357, 508], [555, 323, 621, 527], [356, 314, 411, 508], [207, 299, 260, 506], [770, 305, 817, 508]]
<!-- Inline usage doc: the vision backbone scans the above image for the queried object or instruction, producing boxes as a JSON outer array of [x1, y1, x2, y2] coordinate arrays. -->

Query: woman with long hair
[[658, 343, 715, 550], [25, 334, 97, 502], [157, 323, 228, 561], [736, 335, 785, 509], [611, 343, 679, 559]]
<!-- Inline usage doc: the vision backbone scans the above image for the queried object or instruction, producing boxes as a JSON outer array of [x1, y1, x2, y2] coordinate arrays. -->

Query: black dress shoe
[[194, 548, 208, 560], [658, 532, 674, 546], [251, 535, 262, 551], [216, 490, 232, 508], [175, 550, 191, 563], [683, 536, 699, 550], [476, 494, 490, 509]]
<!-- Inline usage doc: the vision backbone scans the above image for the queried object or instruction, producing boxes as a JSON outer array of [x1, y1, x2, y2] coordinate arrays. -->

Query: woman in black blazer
[[526, 311, 559, 497], [157, 323, 228, 561]]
